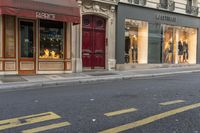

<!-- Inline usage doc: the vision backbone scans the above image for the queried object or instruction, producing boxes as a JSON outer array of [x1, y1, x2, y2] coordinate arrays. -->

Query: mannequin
[[132, 35, 138, 63], [129, 34, 138, 63], [183, 41, 188, 63], [168, 41, 173, 63], [165, 41, 173, 63], [178, 41, 183, 63]]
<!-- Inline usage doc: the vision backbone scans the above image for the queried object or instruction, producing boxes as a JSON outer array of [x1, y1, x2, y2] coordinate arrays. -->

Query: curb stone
[[0, 69, 200, 91]]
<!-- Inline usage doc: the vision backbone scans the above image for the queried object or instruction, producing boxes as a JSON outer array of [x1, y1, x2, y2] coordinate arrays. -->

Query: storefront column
[[35, 19, 39, 74], [72, 23, 82, 73], [71, 1, 82, 72], [15, 17, 18, 73], [107, 7, 116, 70], [197, 30, 200, 64]]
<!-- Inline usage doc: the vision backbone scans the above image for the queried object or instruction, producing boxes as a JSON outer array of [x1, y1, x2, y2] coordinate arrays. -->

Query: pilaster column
[[72, 0, 82, 72]]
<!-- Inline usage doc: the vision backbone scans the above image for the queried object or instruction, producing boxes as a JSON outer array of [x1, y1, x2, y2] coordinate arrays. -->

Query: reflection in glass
[[20, 21, 34, 58], [162, 25, 197, 64], [39, 20, 64, 59]]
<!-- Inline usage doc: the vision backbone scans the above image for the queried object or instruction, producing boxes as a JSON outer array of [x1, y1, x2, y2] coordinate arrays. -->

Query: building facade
[[0, 0, 80, 75], [75, 0, 117, 72], [116, 0, 200, 69]]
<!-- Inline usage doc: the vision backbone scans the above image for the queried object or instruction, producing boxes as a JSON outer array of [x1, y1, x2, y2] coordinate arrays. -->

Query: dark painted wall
[[116, 3, 200, 64]]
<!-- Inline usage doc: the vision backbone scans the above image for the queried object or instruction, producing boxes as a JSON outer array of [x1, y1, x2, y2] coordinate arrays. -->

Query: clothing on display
[[183, 41, 189, 62], [164, 41, 173, 63], [178, 41, 183, 63], [130, 35, 138, 63]]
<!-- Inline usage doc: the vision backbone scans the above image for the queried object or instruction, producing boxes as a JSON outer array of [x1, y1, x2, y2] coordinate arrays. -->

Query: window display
[[162, 25, 197, 64], [39, 20, 64, 59], [163, 26, 173, 63], [124, 19, 148, 64]]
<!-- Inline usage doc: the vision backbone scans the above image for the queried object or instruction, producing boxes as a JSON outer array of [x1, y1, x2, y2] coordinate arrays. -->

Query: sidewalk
[[0, 65, 200, 90]]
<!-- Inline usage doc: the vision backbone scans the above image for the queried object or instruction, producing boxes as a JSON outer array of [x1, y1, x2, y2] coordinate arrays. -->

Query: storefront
[[0, 0, 80, 75], [116, 3, 200, 69]]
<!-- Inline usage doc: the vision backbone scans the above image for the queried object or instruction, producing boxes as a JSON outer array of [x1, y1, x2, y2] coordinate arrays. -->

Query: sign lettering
[[36, 12, 56, 20], [156, 14, 177, 22]]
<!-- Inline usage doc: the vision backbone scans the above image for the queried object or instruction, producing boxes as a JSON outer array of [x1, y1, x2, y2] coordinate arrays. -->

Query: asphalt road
[[0, 73, 200, 133]]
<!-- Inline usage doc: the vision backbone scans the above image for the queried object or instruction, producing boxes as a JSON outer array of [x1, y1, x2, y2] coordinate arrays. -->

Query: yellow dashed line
[[99, 102, 200, 133], [159, 100, 185, 106], [0, 112, 60, 131], [22, 121, 71, 133], [104, 108, 137, 117]]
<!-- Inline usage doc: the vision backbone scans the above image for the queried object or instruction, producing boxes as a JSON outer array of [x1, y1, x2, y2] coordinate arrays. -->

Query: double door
[[82, 15, 106, 69]]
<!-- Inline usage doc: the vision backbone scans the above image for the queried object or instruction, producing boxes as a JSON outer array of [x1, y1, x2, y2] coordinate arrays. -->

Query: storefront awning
[[0, 0, 80, 23]]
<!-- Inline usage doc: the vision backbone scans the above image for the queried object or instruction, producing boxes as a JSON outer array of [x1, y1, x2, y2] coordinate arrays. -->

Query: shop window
[[4, 15, 15, 58], [39, 20, 64, 59], [162, 25, 197, 64], [124, 19, 148, 64]]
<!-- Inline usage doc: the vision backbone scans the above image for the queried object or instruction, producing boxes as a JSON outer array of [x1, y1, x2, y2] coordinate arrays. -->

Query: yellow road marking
[[99, 102, 200, 133], [159, 100, 185, 106], [104, 108, 137, 117], [22, 121, 71, 133], [0, 112, 60, 131]]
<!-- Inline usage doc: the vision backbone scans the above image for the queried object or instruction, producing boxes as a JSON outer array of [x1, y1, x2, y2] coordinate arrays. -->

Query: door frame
[[82, 15, 106, 69], [18, 19, 36, 75]]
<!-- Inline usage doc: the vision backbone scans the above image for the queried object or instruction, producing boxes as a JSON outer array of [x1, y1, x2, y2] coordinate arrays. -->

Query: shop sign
[[36, 12, 56, 20], [155, 14, 176, 22]]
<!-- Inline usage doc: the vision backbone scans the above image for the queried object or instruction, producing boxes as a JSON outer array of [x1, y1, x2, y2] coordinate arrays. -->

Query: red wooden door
[[82, 15, 106, 69]]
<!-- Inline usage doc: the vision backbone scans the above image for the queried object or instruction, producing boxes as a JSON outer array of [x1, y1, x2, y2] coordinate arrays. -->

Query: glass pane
[[163, 25, 174, 63], [39, 20, 64, 59], [162, 24, 197, 64], [20, 21, 34, 58], [5, 15, 15, 58], [125, 19, 148, 64], [148, 23, 162, 63]]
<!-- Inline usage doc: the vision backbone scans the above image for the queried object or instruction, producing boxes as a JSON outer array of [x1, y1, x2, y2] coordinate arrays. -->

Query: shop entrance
[[18, 20, 36, 74], [82, 15, 106, 69]]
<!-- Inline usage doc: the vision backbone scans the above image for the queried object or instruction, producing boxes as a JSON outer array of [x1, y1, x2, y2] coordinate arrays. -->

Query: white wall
[[119, 0, 200, 17], [188, 29, 197, 64], [138, 22, 148, 64]]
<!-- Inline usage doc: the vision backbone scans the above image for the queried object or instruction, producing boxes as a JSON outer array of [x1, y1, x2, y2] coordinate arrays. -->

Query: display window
[[39, 20, 64, 59], [162, 25, 197, 64], [124, 19, 148, 64]]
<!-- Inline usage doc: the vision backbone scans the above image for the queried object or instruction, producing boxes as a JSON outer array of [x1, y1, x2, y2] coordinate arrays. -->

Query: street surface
[[0, 73, 200, 133]]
